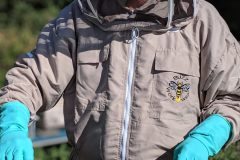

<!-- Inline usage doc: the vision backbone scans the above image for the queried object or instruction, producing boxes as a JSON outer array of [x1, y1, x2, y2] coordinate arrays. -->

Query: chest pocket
[[77, 44, 110, 96], [154, 50, 200, 77], [150, 50, 200, 121]]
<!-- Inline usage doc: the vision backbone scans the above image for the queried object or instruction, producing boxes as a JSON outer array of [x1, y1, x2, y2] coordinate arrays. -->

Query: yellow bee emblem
[[169, 81, 190, 103]]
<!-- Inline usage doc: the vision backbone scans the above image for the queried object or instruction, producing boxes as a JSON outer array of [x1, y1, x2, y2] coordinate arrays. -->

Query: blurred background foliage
[[0, 0, 72, 85], [0, 0, 240, 159]]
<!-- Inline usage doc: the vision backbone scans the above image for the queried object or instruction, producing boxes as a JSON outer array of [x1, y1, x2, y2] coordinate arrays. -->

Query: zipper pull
[[131, 27, 139, 41]]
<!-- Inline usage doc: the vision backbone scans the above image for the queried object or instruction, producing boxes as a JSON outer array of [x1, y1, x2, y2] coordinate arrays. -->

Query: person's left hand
[[173, 136, 209, 160], [174, 114, 232, 160]]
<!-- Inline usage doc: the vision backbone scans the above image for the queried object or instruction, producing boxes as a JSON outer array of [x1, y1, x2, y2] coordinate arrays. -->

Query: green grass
[[35, 144, 71, 160], [34, 142, 240, 159], [211, 142, 240, 160]]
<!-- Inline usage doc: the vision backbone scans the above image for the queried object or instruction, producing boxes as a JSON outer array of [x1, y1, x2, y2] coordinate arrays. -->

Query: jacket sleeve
[[198, 1, 240, 145], [0, 3, 77, 121]]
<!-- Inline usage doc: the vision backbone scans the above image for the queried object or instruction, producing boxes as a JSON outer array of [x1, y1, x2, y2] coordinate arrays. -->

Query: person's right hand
[[0, 131, 34, 160], [0, 101, 34, 160]]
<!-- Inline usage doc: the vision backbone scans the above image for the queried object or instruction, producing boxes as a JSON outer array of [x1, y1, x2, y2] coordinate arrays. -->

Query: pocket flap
[[154, 51, 200, 77], [77, 45, 109, 64]]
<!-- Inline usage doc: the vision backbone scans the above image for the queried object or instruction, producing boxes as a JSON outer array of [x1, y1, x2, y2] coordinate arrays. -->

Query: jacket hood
[[77, 0, 199, 32]]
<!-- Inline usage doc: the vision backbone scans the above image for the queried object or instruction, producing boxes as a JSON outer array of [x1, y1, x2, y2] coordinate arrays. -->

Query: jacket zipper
[[120, 28, 139, 160]]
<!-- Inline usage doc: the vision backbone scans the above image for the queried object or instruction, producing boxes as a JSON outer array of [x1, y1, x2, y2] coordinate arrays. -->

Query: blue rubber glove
[[174, 114, 232, 160], [0, 101, 34, 160]]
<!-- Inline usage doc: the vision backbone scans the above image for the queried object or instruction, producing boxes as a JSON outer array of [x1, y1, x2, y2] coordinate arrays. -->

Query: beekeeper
[[0, 0, 240, 159]]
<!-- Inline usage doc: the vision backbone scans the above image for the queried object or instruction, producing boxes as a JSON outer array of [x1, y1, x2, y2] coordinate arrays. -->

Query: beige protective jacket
[[1, 0, 240, 159]]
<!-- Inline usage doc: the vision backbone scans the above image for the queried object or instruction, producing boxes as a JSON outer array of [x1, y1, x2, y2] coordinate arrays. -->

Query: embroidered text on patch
[[167, 75, 190, 103]]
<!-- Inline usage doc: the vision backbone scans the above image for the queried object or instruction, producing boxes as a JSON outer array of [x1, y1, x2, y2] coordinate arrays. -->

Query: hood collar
[[77, 0, 199, 32]]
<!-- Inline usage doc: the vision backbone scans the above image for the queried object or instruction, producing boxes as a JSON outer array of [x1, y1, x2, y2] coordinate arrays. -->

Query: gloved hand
[[0, 101, 34, 160], [173, 136, 209, 160], [174, 114, 232, 160]]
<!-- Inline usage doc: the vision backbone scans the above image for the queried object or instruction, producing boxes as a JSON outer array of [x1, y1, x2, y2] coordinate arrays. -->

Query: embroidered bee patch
[[167, 75, 190, 103]]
